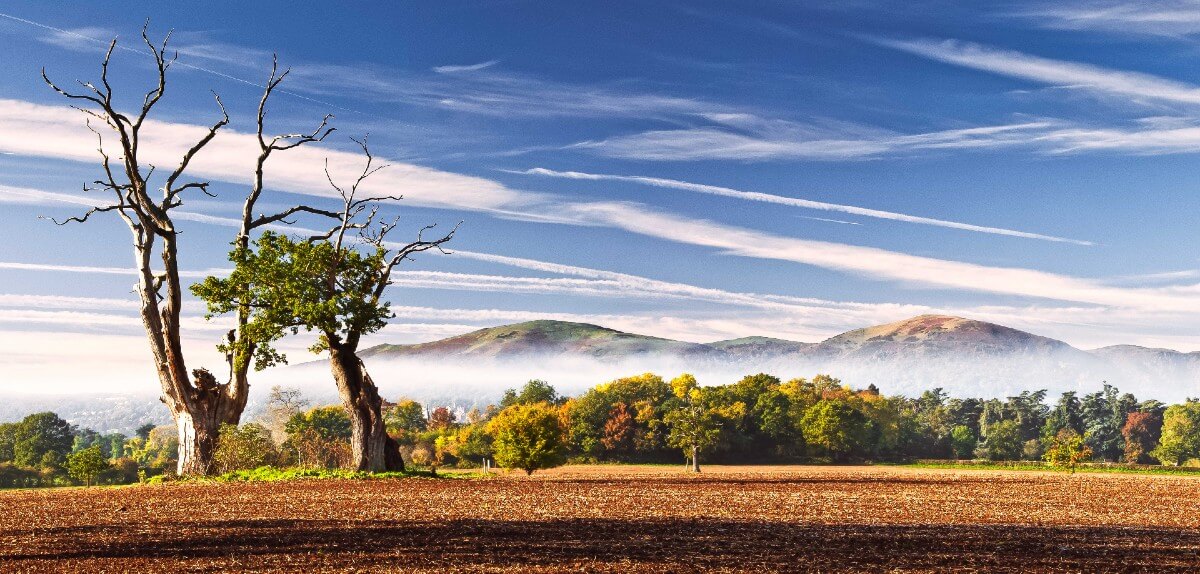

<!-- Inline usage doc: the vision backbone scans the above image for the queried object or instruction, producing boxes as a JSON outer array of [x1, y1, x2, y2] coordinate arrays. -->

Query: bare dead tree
[[42, 24, 337, 475], [317, 138, 460, 471], [220, 57, 337, 422]]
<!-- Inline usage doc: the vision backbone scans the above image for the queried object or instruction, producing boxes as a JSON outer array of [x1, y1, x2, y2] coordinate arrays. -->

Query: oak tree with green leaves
[[193, 139, 457, 472]]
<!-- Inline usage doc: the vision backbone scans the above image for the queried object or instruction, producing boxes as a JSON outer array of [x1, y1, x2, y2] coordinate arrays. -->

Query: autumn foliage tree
[[601, 402, 635, 458], [1122, 411, 1159, 464], [664, 374, 721, 472], [1043, 429, 1092, 473], [428, 407, 457, 432], [488, 402, 567, 475]]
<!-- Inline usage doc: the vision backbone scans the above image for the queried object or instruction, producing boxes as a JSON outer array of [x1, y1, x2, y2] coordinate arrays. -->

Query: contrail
[[514, 167, 1094, 246]]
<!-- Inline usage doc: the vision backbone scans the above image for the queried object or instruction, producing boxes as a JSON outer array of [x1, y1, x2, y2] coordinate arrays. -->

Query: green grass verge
[[145, 466, 490, 485], [903, 460, 1200, 476]]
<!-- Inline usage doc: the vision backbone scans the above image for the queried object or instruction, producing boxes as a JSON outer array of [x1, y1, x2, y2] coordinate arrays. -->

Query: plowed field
[[3, 465, 1199, 572]]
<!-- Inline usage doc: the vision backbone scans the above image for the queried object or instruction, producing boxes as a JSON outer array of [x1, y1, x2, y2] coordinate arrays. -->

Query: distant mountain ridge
[[362, 315, 1200, 399], [365, 315, 1103, 362]]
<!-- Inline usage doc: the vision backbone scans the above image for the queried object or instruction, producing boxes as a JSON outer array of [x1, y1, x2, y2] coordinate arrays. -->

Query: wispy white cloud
[[33, 25, 116, 52], [1033, 119, 1200, 154], [1100, 268, 1200, 286], [1011, 1, 1200, 36], [7, 179, 1193, 315], [0, 260, 224, 279], [0, 184, 101, 207], [433, 60, 500, 73], [516, 167, 1093, 245], [871, 36, 1200, 106], [558, 201, 1200, 312], [800, 216, 860, 225], [572, 116, 1056, 160], [283, 61, 732, 119], [0, 308, 231, 333], [0, 98, 537, 213]]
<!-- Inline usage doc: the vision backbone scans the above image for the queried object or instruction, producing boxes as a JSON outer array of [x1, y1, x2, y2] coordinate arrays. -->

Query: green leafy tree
[[799, 399, 867, 462], [125, 425, 179, 476], [449, 423, 494, 467], [912, 389, 953, 458], [385, 399, 428, 435], [73, 430, 127, 461], [1043, 392, 1084, 438], [13, 412, 74, 468], [664, 374, 721, 472], [1081, 384, 1135, 461], [501, 380, 565, 408], [950, 425, 977, 459], [976, 419, 1023, 461], [286, 406, 353, 441], [1007, 390, 1050, 443], [135, 424, 155, 441], [66, 446, 109, 487], [193, 140, 457, 472], [1151, 401, 1200, 466], [565, 373, 671, 461], [213, 423, 277, 474], [284, 407, 353, 468], [0, 422, 15, 463], [705, 373, 783, 461], [488, 402, 567, 475]]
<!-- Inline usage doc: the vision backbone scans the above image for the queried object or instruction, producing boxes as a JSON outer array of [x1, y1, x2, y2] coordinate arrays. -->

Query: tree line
[[8, 373, 1200, 486], [0, 414, 176, 488]]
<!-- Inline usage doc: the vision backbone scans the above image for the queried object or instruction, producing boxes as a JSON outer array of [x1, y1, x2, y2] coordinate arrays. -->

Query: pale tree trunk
[[691, 445, 701, 473], [328, 343, 405, 472], [41, 28, 255, 475], [138, 230, 244, 475]]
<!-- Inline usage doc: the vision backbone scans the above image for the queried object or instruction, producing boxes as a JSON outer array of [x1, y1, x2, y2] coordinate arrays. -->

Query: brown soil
[[2, 465, 1199, 572]]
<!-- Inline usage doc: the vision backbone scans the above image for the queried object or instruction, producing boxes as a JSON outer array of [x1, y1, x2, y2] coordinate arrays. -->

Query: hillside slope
[[362, 320, 725, 361]]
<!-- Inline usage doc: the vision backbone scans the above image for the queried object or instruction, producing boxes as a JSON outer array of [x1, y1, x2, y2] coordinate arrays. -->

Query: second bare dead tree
[[198, 138, 458, 471], [43, 25, 337, 474]]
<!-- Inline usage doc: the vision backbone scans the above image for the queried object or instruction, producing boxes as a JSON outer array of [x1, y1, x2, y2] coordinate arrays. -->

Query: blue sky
[[2, 1, 1200, 392]]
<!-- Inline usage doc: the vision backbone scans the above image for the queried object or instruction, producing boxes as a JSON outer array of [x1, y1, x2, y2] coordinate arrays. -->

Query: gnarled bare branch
[[40, 204, 124, 226]]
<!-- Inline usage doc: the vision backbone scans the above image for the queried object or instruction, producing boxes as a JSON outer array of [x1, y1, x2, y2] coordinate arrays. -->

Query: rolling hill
[[358, 314, 1199, 400], [361, 320, 724, 360]]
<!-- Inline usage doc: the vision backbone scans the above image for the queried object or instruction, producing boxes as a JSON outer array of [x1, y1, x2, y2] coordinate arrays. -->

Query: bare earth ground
[[3, 465, 1200, 573]]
